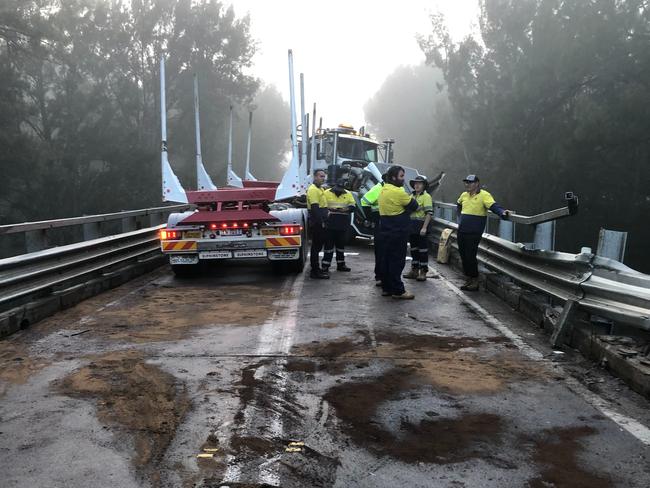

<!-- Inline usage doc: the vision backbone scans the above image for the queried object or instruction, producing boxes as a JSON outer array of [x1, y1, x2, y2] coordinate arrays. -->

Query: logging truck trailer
[[160, 183, 308, 277]]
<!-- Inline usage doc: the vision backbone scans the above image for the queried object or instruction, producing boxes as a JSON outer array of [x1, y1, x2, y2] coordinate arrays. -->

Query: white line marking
[[434, 266, 650, 446], [366, 323, 378, 349], [223, 273, 305, 486]]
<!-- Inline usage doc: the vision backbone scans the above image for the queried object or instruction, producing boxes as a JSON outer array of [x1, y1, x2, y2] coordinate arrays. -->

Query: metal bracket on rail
[[506, 192, 579, 225]]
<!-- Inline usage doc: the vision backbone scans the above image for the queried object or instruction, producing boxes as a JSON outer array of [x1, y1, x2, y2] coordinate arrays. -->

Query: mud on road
[[1, 254, 649, 488]]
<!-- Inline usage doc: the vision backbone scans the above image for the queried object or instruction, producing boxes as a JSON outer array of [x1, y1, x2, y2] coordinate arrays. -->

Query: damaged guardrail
[[430, 213, 650, 332]]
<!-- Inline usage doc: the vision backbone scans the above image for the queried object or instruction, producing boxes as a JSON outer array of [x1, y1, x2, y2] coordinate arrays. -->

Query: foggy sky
[[230, 0, 478, 130]]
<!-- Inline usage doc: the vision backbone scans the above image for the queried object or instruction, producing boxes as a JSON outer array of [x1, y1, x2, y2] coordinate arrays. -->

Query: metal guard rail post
[[430, 214, 650, 331]]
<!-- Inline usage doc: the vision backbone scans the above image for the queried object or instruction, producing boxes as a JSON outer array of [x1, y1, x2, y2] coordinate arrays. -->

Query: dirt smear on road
[[528, 426, 611, 488], [55, 350, 190, 485], [0, 341, 53, 394], [291, 331, 543, 394], [324, 366, 503, 464], [27, 282, 281, 345], [90, 285, 280, 342]]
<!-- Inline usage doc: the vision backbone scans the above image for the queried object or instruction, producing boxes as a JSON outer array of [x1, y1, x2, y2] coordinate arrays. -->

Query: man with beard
[[378, 166, 418, 299]]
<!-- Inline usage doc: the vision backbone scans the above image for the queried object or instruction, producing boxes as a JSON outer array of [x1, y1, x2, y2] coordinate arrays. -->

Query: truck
[[157, 51, 309, 277], [157, 49, 442, 276], [309, 124, 444, 238]]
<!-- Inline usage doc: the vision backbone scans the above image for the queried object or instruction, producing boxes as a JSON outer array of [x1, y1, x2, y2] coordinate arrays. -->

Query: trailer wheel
[[285, 230, 306, 273], [171, 264, 199, 278]]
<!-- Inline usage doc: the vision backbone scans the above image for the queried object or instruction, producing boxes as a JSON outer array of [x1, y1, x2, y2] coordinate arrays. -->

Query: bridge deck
[[0, 243, 648, 487]]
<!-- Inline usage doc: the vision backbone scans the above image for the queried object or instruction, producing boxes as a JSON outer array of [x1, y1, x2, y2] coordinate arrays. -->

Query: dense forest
[[0, 0, 289, 223], [366, 0, 650, 272]]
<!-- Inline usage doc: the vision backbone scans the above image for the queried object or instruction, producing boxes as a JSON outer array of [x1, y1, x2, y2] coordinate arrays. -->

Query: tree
[[0, 0, 290, 226], [407, 0, 650, 271]]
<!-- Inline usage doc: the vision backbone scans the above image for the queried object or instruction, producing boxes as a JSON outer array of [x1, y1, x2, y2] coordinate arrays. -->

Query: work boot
[[460, 277, 479, 291], [337, 264, 351, 272], [403, 267, 419, 279], [392, 291, 415, 300], [321, 266, 330, 277], [310, 269, 329, 279], [417, 268, 427, 281], [381, 290, 392, 297]]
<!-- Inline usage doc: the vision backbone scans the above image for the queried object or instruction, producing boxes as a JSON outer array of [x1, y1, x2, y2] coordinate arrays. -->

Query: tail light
[[280, 225, 301, 236], [160, 229, 179, 240]]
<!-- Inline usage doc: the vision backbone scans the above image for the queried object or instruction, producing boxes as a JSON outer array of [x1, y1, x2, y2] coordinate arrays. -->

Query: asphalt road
[[0, 243, 649, 487]]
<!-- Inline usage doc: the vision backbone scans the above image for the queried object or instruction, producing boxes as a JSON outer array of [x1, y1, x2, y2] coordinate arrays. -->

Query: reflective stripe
[[410, 192, 433, 220]]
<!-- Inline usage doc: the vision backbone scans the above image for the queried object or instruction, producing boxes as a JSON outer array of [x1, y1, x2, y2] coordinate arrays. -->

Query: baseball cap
[[463, 174, 479, 182]]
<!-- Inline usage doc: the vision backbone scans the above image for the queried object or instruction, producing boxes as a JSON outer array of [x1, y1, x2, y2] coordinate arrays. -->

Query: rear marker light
[[279, 226, 301, 236], [161, 230, 179, 240], [209, 223, 217, 230]]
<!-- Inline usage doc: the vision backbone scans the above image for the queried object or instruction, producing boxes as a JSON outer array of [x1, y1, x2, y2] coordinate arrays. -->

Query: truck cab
[[310, 124, 423, 238]]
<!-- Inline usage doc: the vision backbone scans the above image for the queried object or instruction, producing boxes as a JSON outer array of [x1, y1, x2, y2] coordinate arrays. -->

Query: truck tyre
[[286, 231, 306, 273], [171, 264, 199, 278]]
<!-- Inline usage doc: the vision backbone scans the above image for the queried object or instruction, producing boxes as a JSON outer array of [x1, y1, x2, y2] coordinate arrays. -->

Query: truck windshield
[[337, 138, 378, 162]]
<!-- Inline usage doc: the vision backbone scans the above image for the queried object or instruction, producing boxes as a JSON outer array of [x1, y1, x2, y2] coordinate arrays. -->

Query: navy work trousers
[[408, 231, 429, 270], [370, 211, 383, 281], [322, 228, 347, 269], [309, 223, 326, 270], [457, 232, 482, 278], [380, 230, 408, 295]]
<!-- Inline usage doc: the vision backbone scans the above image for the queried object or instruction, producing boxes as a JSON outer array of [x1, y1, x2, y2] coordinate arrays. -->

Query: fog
[[1, 0, 648, 272]]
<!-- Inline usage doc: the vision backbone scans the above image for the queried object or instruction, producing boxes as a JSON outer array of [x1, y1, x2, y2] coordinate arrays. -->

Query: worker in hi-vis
[[403, 175, 433, 282], [360, 173, 386, 286], [306, 169, 329, 279], [456, 174, 510, 291], [322, 179, 355, 273], [378, 165, 419, 299]]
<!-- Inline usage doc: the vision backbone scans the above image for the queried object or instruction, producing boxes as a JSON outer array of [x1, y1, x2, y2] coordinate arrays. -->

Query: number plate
[[199, 251, 232, 259], [184, 231, 202, 239], [261, 228, 277, 235], [220, 229, 242, 236], [169, 255, 199, 265], [233, 249, 267, 258]]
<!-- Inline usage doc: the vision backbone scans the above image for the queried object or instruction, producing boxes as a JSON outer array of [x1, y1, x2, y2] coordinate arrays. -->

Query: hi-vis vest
[[324, 188, 355, 230], [307, 183, 327, 208], [361, 182, 383, 210], [378, 183, 412, 216], [410, 192, 433, 220]]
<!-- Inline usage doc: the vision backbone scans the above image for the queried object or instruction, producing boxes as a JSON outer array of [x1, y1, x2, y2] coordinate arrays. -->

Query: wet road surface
[[1, 243, 649, 487]]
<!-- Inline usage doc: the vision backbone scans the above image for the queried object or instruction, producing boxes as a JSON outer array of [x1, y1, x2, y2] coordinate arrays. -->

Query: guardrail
[[0, 204, 192, 256], [430, 204, 650, 332], [0, 205, 192, 336]]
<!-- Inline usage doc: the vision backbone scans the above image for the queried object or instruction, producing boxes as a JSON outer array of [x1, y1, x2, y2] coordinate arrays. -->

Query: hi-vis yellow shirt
[[410, 192, 433, 220], [378, 183, 413, 216], [307, 184, 327, 208], [457, 190, 496, 216], [323, 188, 355, 210]]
